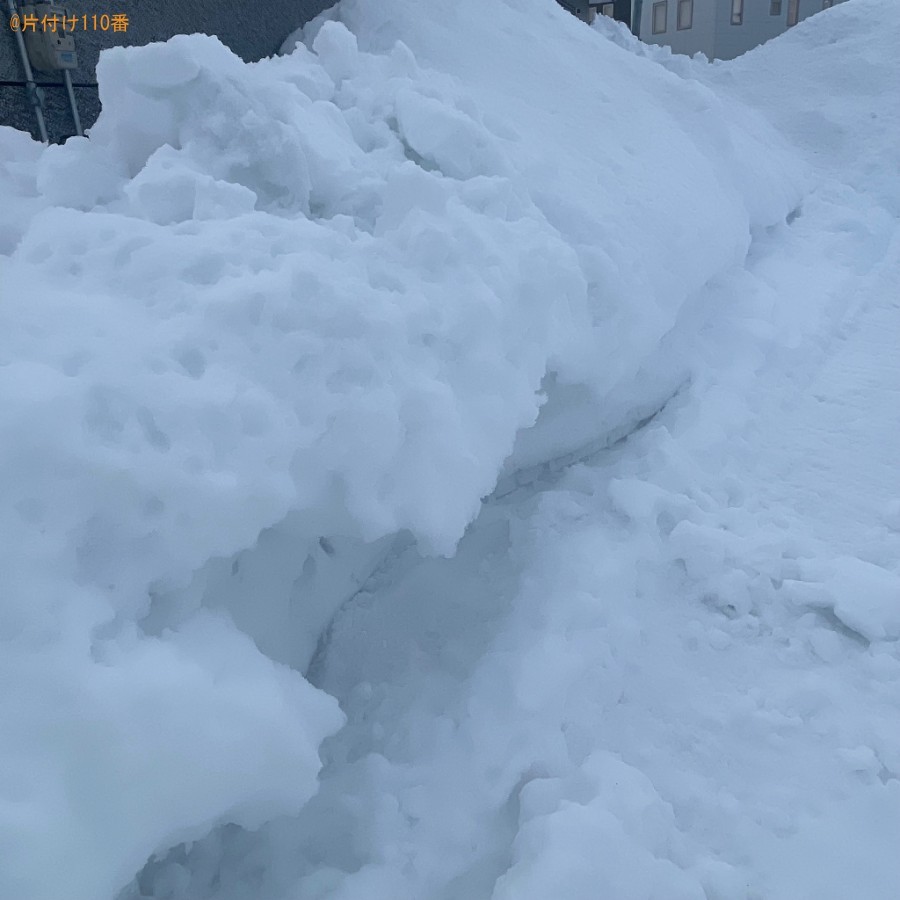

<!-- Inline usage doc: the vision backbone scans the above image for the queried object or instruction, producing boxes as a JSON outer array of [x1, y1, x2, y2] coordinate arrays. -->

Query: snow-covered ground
[[1, 1, 897, 898]]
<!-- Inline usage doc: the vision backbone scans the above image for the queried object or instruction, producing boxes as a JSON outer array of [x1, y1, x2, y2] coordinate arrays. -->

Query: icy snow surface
[[1, 0, 898, 898]]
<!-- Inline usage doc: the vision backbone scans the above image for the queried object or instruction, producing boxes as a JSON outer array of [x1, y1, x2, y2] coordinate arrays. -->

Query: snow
[[1, 0, 898, 898]]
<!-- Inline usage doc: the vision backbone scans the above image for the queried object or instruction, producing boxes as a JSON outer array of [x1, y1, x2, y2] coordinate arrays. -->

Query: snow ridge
[[1, 1, 898, 898]]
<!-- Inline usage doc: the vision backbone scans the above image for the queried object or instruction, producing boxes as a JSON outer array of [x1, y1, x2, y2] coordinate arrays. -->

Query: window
[[600, 2, 615, 16], [787, 0, 800, 25], [770, 0, 782, 14], [731, 0, 744, 25], [677, 0, 693, 29], [652, 1, 667, 33]]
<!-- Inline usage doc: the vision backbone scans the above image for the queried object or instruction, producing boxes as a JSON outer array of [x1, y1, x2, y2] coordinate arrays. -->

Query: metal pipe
[[62, 68, 83, 136], [6, 0, 49, 142]]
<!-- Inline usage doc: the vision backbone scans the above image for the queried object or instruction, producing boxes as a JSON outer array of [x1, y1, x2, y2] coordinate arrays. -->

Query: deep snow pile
[[0, 1, 897, 898]]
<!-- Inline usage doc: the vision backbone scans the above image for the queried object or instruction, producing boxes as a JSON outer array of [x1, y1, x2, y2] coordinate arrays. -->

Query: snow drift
[[0, 0, 896, 898]]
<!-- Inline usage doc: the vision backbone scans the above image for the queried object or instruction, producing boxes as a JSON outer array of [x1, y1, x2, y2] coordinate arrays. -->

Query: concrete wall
[[1, 0, 334, 143]]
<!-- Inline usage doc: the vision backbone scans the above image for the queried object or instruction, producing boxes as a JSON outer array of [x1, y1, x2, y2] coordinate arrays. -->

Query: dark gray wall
[[2, 0, 333, 143]]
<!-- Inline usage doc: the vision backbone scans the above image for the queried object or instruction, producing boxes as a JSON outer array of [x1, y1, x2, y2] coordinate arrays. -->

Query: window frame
[[677, 0, 693, 30], [770, 0, 782, 14], [600, 2, 615, 16], [731, 0, 744, 25], [652, 0, 668, 34], [787, 0, 800, 25]]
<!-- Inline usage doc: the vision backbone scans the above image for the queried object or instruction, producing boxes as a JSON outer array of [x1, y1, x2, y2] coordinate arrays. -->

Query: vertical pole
[[63, 68, 83, 136], [6, 0, 50, 142]]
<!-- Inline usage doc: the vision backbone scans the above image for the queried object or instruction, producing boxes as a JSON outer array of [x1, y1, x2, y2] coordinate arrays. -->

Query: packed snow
[[0, 1, 897, 899]]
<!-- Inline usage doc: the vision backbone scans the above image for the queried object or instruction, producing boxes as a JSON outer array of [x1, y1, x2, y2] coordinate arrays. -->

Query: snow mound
[[2, 0, 894, 897], [712, 0, 900, 208]]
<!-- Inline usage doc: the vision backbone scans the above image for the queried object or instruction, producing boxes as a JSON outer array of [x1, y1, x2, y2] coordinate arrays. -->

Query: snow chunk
[[786, 557, 900, 643]]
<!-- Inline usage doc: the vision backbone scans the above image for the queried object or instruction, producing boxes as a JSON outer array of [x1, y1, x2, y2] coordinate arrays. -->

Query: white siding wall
[[715, 0, 787, 60], [639, 0, 849, 60], [640, 0, 719, 57]]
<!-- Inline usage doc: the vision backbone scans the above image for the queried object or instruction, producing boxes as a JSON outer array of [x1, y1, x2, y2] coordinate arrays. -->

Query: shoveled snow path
[[282, 183, 900, 900]]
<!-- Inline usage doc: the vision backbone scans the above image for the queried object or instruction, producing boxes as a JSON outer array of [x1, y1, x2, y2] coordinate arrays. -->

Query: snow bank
[[711, 0, 900, 209], [0, 1, 840, 897]]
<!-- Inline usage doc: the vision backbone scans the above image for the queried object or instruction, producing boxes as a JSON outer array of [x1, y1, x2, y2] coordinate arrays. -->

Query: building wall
[[639, 0, 718, 57], [714, 0, 785, 61], [603, 0, 634, 28], [714, 0, 847, 61], [639, 0, 848, 60], [1, 0, 333, 143]]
